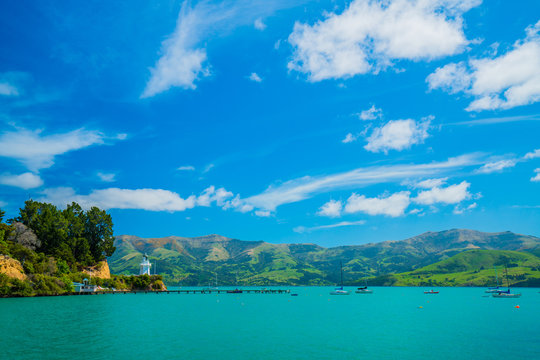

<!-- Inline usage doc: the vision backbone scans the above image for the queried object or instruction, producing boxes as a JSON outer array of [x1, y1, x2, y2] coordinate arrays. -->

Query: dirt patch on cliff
[[0, 255, 27, 281]]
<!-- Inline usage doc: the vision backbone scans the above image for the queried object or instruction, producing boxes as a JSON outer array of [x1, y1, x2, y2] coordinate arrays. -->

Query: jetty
[[68, 288, 291, 296]]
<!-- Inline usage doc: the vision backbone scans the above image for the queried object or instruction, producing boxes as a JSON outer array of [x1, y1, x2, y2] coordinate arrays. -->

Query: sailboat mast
[[505, 265, 510, 289], [340, 261, 343, 286], [494, 266, 499, 286]]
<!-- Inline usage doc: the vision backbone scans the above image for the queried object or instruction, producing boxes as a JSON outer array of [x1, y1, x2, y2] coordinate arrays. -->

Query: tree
[[84, 207, 115, 261], [15, 200, 68, 255]]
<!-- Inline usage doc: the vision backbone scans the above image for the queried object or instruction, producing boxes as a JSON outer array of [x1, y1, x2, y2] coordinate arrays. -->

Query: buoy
[[515, 305, 520, 309], [418, 306, 423, 309]]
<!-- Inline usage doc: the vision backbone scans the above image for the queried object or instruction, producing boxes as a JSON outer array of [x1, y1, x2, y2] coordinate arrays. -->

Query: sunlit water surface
[[1, 287, 539, 359]]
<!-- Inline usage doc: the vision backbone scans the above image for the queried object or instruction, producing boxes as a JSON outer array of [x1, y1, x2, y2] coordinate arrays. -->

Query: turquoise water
[[1, 287, 539, 359]]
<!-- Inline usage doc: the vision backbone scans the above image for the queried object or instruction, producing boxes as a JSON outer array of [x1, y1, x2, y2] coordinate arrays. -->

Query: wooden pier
[[69, 288, 291, 296]]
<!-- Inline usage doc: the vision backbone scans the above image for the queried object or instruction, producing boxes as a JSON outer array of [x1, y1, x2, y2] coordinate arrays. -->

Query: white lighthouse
[[139, 253, 152, 275]]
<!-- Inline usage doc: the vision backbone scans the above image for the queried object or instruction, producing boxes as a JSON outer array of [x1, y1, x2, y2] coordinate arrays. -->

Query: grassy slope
[[109, 231, 540, 286], [364, 250, 540, 287]]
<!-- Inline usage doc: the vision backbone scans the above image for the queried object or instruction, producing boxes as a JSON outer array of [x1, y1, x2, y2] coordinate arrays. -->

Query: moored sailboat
[[492, 265, 521, 298], [330, 261, 350, 295]]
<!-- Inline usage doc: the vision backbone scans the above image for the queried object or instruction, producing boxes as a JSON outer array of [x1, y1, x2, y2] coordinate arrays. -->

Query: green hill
[[108, 230, 540, 286], [365, 250, 540, 287]]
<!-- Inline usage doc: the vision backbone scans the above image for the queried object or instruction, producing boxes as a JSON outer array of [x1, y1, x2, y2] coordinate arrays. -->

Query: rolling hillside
[[365, 250, 540, 287], [108, 229, 540, 285]]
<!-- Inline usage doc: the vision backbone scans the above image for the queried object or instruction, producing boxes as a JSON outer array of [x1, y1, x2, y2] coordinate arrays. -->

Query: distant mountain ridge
[[108, 229, 540, 285]]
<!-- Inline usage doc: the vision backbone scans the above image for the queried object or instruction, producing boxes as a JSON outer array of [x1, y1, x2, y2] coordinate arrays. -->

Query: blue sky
[[1, 0, 539, 247]]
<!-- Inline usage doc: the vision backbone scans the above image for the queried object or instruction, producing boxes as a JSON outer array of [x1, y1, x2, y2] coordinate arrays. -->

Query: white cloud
[[178, 165, 196, 171], [196, 186, 233, 207], [428, 21, 540, 111], [142, 0, 308, 97], [293, 220, 366, 233], [249, 72, 263, 82], [0, 82, 19, 96], [0, 172, 43, 189], [96, 172, 116, 183], [141, 2, 210, 97], [414, 181, 471, 205], [0, 128, 117, 171], [476, 159, 517, 174], [364, 117, 431, 153], [358, 105, 383, 120], [524, 149, 540, 160], [344, 191, 410, 217], [414, 177, 448, 189], [288, 0, 480, 81], [453, 202, 477, 214], [40, 187, 197, 212], [0, 200, 7, 208], [342, 133, 358, 143], [317, 199, 343, 217], [39, 185, 238, 212], [254, 18, 266, 31], [531, 168, 540, 182], [254, 210, 271, 217], [242, 154, 481, 211]]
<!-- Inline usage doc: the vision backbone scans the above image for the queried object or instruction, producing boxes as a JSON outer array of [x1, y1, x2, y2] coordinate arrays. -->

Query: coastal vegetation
[[0, 202, 164, 297]]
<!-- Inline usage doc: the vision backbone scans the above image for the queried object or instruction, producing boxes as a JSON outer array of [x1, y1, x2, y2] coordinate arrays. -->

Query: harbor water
[[1, 287, 539, 359]]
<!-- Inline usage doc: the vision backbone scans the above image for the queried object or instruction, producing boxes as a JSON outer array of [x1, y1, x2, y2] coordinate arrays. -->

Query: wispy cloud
[[342, 133, 358, 144], [0, 172, 43, 189], [97, 172, 116, 183], [445, 114, 540, 126], [475, 159, 517, 174], [249, 72, 263, 82], [0, 127, 123, 171], [254, 18, 266, 31], [288, 0, 480, 81], [531, 168, 540, 182], [293, 220, 366, 233], [243, 154, 482, 211], [358, 105, 382, 121], [428, 21, 540, 111], [178, 165, 196, 171], [524, 149, 540, 160], [142, 0, 307, 97]]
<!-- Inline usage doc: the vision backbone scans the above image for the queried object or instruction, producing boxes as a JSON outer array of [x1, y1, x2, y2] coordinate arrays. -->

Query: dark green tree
[[15, 200, 68, 256], [84, 207, 115, 261]]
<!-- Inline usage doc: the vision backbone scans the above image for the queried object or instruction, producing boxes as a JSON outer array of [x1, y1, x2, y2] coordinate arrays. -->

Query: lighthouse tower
[[139, 253, 152, 275]]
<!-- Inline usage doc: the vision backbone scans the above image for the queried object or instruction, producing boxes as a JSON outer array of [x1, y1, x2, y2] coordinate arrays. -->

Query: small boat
[[485, 266, 503, 293], [226, 288, 243, 294], [356, 286, 373, 294], [330, 286, 350, 295], [424, 290, 439, 294], [492, 265, 521, 298], [330, 261, 350, 295], [355, 277, 373, 294], [291, 293, 299, 297]]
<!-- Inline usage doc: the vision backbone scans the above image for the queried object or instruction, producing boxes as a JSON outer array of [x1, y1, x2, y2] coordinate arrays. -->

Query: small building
[[140, 254, 152, 275], [72, 278, 98, 293]]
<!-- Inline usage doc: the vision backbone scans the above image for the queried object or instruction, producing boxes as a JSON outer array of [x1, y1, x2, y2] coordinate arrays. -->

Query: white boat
[[355, 278, 373, 294], [492, 291, 521, 298], [330, 286, 350, 295], [492, 265, 521, 298], [330, 261, 350, 295]]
